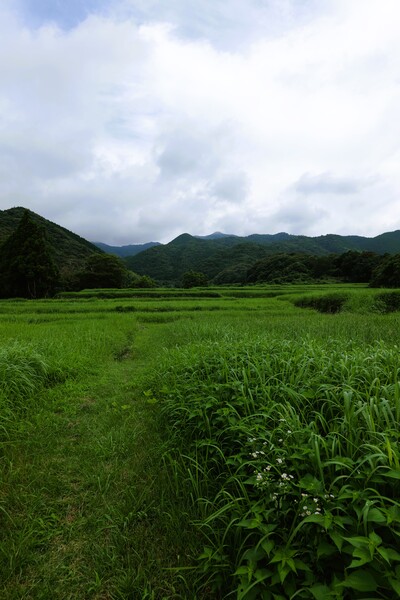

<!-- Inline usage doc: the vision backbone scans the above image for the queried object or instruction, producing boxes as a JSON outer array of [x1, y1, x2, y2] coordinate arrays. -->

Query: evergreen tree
[[0, 210, 59, 298]]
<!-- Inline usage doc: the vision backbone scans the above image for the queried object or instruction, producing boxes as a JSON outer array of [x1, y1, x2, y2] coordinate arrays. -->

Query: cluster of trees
[[246, 251, 400, 286], [182, 270, 208, 288], [0, 211, 59, 298]]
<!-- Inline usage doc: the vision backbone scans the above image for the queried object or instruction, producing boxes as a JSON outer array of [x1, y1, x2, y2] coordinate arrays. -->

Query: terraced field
[[1, 285, 400, 598]]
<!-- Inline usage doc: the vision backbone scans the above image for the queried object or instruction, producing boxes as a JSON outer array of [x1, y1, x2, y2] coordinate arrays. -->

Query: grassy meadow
[[1, 284, 400, 599]]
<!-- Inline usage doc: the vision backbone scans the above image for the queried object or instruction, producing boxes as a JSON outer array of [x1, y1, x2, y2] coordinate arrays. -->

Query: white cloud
[[0, 0, 400, 243]]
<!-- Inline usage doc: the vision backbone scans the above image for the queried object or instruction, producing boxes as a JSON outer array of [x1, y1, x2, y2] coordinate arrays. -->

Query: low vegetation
[[1, 284, 400, 598]]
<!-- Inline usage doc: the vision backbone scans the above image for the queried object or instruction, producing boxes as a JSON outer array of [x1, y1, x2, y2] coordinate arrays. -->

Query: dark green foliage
[[125, 230, 400, 285], [0, 207, 102, 276], [133, 275, 157, 288], [334, 251, 381, 282], [370, 253, 400, 287], [294, 293, 350, 313], [247, 253, 315, 283], [182, 270, 208, 288], [246, 252, 385, 285], [0, 210, 59, 298], [374, 291, 400, 312], [76, 254, 130, 289]]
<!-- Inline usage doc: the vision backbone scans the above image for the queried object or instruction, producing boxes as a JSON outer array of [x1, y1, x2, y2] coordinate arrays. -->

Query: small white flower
[[277, 458, 283, 464], [303, 505, 308, 510]]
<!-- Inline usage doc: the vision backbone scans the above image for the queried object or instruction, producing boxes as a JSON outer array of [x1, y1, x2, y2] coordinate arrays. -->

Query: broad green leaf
[[385, 547, 400, 561], [293, 558, 311, 572], [330, 530, 344, 551], [255, 568, 271, 581], [341, 570, 378, 592], [377, 547, 390, 564], [344, 536, 369, 549], [234, 565, 251, 578], [349, 547, 373, 568], [317, 541, 337, 558], [277, 563, 291, 584], [237, 518, 262, 529], [369, 531, 382, 545], [388, 505, 400, 524], [310, 584, 332, 600], [299, 474, 323, 493], [366, 508, 386, 523], [269, 548, 296, 564], [389, 577, 400, 595], [303, 514, 325, 526], [261, 539, 274, 556]]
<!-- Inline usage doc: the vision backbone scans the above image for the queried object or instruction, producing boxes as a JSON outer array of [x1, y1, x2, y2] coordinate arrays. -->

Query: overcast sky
[[0, 0, 399, 244]]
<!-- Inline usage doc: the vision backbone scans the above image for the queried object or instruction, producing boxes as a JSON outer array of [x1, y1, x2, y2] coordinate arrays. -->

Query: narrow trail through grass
[[0, 321, 201, 599]]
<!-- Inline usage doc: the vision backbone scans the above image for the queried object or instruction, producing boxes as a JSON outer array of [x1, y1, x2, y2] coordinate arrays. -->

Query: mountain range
[[123, 230, 400, 284], [2, 207, 400, 284]]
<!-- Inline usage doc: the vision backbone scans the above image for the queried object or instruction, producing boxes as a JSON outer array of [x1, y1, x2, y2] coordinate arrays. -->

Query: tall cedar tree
[[0, 210, 59, 298]]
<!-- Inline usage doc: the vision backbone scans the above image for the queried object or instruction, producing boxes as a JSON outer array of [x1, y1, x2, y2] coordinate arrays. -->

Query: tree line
[[1, 210, 400, 298]]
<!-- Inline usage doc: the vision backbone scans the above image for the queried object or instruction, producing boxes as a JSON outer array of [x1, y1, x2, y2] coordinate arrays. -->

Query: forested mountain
[[124, 230, 400, 284], [94, 241, 161, 257], [2, 207, 400, 288], [0, 207, 102, 272]]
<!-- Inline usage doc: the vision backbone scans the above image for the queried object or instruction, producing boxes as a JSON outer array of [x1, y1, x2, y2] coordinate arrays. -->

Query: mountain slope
[[0, 207, 102, 272], [125, 230, 400, 283]]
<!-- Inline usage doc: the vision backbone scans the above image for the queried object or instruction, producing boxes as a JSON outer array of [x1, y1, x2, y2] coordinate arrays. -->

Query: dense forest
[[1, 207, 400, 297]]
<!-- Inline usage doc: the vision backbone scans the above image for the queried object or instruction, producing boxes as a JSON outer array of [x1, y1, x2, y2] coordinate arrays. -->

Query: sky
[[0, 0, 400, 244]]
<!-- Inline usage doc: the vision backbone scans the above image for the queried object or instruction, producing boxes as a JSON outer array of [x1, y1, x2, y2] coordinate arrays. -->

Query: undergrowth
[[153, 336, 400, 599]]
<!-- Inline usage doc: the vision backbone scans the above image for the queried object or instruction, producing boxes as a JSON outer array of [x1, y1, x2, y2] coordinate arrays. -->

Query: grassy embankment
[[1, 284, 400, 598]]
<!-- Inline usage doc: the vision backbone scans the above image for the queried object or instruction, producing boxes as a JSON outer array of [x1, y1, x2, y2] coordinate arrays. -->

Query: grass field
[[1, 284, 400, 599]]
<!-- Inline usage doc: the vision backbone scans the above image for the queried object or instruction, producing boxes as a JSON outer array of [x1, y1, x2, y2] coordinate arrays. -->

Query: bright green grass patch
[[0, 311, 205, 599], [291, 287, 400, 315]]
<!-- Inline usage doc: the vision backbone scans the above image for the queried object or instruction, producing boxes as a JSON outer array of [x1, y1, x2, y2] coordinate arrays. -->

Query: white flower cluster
[[251, 450, 266, 459], [298, 493, 331, 517]]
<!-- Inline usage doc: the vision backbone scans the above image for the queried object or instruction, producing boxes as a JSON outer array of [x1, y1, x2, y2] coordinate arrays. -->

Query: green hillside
[[125, 230, 400, 284], [0, 207, 102, 272]]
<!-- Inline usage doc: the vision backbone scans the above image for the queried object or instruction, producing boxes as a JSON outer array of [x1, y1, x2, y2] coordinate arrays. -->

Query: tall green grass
[[0, 342, 56, 439], [154, 335, 400, 598]]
